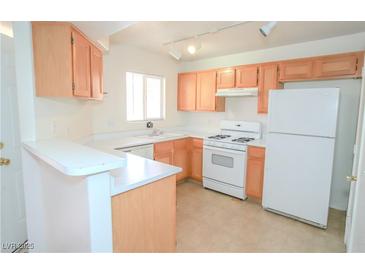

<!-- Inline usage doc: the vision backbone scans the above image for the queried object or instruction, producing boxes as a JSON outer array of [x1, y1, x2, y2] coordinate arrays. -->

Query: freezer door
[[262, 133, 335, 227], [268, 88, 339, 137]]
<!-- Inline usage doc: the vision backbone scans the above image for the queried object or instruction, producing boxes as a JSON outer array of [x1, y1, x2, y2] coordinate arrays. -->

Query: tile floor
[[176, 181, 346, 252]]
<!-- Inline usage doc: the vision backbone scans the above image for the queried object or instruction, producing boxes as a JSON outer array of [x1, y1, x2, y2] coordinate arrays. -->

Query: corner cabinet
[[32, 22, 103, 100], [177, 71, 225, 112]]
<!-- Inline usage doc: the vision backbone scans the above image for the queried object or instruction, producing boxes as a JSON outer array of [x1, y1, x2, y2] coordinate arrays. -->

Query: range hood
[[216, 87, 258, 97]]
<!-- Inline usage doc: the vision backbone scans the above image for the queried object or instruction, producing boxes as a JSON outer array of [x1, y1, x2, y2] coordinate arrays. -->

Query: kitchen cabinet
[[112, 175, 176, 252], [154, 141, 174, 165], [235, 65, 259, 88], [196, 70, 225, 112], [153, 138, 203, 183], [178, 72, 197, 111], [313, 53, 361, 78], [258, 63, 282, 114], [72, 30, 91, 97], [216, 68, 235, 89], [246, 146, 265, 200], [279, 60, 313, 81], [173, 138, 190, 181], [178, 71, 225, 112], [90, 45, 104, 99], [32, 22, 103, 99], [190, 138, 203, 182]]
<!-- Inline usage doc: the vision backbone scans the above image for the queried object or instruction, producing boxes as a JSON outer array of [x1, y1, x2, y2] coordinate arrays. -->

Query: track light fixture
[[259, 21, 277, 37]]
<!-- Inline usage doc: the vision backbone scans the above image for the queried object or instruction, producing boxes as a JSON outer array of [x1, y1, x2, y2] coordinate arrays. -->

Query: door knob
[[0, 158, 10, 166], [346, 175, 357, 182]]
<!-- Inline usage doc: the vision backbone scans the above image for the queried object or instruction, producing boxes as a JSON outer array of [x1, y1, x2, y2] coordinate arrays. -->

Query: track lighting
[[259, 21, 277, 37], [187, 40, 201, 55], [168, 44, 182, 60]]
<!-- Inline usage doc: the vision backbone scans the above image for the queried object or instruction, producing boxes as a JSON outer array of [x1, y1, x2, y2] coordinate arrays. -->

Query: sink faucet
[[146, 121, 153, 128]]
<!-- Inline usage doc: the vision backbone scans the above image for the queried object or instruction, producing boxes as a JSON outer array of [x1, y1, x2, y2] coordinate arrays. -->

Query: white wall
[[179, 32, 365, 210], [91, 43, 185, 134]]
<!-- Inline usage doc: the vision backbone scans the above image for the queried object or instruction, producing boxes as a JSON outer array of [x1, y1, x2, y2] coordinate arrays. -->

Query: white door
[[262, 133, 336, 227], [345, 66, 365, 250], [268, 88, 340, 137], [1, 25, 27, 252]]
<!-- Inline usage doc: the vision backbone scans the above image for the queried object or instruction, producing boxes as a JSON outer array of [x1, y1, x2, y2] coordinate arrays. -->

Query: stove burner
[[231, 137, 255, 143], [208, 134, 231, 140]]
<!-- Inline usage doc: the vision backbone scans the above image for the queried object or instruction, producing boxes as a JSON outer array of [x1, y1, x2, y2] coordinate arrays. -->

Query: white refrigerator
[[262, 88, 340, 228]]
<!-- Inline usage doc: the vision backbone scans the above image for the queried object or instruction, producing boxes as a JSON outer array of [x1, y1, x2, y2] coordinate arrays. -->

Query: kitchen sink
[[138, 132, 186, 140]]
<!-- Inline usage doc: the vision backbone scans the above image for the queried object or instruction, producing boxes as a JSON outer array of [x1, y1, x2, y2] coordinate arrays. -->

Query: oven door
[[203, 145, 246, 188]]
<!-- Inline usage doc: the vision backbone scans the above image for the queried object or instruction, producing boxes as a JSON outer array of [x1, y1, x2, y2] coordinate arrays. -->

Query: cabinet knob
[[346, 175, 357, 183], [0, 158, 10, 166]]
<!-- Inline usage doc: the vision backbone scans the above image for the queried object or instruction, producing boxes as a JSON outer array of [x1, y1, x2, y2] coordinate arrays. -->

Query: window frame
[[126, 71, 166, 122]]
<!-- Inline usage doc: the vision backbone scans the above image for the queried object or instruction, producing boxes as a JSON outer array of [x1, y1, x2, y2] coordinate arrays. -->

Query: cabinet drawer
[[248, 146, 265, 159], [191, 138, 203, 149], [154, 141, 174, 154]]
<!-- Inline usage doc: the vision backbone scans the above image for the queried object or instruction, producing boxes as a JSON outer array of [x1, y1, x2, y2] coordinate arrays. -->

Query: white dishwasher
[[114, 143, 154, 159]]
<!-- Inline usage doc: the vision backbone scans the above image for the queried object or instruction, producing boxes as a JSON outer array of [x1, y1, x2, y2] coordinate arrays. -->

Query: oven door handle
[[203, 145, 245, 155]]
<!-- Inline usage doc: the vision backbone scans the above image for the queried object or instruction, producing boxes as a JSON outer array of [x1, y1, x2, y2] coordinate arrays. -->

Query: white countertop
[[247, 139, 266, 148], [109, 152, 182, 196], [87, 129, 211, 150], [23, 139, 126, 176]]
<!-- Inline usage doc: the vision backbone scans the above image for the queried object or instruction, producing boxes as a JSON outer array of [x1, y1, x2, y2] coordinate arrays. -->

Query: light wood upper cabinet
[[178, 72, 197, 111], [246, 146, 265, 200], [196, 71, 217, 111], [32, 22, 73, 97], [90, 45, 103, 99], [258, 64, 282, 114], [216, 68, 235, 89], [72, 30, 91, 97], [279, 60, 313, 81], [235, 65, 259, 88], [313, 53, 361, 78], [32, 22, 103, 99]]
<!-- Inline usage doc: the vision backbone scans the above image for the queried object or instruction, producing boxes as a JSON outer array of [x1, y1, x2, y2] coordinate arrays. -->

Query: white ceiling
[[109, 21, 365, 61]]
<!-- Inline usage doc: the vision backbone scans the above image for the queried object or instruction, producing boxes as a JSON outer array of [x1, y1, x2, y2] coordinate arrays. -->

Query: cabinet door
[[72, 30, 91, 97], [258, 64, 281, 114], [191, 148, 203, 182], [154, 151, 174, 165], [279, 60, 313, 81], [313, 54, 359, 78], [173, 139, 190, 181], [32, 22, 74, 97], [90, 45, 103, 99], [245, 146, 265, 199], [217, 68, 235, 89], [178, 73, 197, 111], [154, 141, 174, 165], [235, 65, 259, 88], [196, 70, 217, 111], [190, 138, 203, 182]]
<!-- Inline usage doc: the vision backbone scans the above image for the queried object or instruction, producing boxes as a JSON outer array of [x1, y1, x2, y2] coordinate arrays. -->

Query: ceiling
[[109, 21, 365, 61]]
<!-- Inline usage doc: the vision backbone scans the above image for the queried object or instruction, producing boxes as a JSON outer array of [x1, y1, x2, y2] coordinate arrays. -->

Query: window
[[126, 72, 165, 121]]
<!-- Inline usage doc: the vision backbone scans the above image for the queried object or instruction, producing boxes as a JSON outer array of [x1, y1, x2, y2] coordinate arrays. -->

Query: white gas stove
[[203, 120, 261, 199]]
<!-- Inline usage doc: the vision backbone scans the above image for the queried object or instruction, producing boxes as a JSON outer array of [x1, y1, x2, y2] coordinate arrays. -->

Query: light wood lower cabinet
[[245, 146, 265, 199], [153, 138, 203, 183], [112, 175, 176, 252], [173, 138, 190, 181], [190, 138, 203, 182]]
